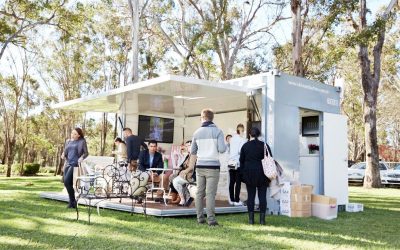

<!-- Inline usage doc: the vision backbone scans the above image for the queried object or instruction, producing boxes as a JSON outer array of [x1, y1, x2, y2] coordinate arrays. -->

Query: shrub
[[39, 168, 48, 174], [0, 164, 5, 174], [0, 164, 27, 176], [39, 166, 56, 174], [24, 163, 41, 176], [12, 164, 22, 175]]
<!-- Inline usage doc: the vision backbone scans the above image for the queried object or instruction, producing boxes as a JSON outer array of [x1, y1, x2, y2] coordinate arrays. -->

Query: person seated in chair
[[173, 141, 196, 207], [138, 140, 163, 171], [138, 140, 166, 201]]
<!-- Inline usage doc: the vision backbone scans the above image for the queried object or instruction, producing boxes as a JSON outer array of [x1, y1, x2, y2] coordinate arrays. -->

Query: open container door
[[323, 113, 348, 206]]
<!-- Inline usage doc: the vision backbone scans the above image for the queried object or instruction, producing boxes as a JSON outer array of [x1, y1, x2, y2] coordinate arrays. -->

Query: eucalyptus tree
[[0, 0, 69, 61], [0, 48, 39, 176], [146, 0, 286, 80], [346, 0, 398, 188], [273, 0, 358, 81]]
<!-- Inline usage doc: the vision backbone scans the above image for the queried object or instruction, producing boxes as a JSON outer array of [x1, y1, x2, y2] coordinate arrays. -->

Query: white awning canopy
[[52, 75, 250, 117]]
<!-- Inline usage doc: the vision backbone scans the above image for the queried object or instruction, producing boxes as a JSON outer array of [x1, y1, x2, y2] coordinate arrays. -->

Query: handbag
[[227, 159, 239, 170], [262, 143, 277, 179]]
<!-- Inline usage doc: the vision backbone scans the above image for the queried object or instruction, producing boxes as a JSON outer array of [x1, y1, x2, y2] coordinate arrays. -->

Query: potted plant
[[308, 144, 319, 154]]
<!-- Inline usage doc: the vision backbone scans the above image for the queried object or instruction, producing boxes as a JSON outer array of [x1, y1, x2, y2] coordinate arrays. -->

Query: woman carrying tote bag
[[239, 127, 271, 225]]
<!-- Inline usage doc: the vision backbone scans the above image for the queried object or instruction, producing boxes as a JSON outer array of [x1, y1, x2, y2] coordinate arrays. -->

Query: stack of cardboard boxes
[[280, 182, 313, 217]]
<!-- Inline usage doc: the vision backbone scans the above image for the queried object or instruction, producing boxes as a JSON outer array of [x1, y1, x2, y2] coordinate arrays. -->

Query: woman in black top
[[239, 127, 271, 225]]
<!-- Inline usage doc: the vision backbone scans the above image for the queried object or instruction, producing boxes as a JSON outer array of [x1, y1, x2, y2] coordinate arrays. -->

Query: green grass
[[0, 176, 399, 250]]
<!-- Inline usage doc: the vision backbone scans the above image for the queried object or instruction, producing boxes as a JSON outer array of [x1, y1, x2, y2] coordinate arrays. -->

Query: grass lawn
[[0, 176, 399, 250]]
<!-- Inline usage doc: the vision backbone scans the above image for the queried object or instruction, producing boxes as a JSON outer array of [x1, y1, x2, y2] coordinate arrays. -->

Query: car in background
[[348, 160, 356, 168], [381, 164, 400, 186], [348, 162, 389, 184]]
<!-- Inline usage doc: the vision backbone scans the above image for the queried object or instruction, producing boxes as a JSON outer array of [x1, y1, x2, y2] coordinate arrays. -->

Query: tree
[[0, 47, 39, 177], [149, 0, 286, 80], [127, 0, 142, 83], [352, 0, 398, 188], [288, 0, 357, 77], [340, 48, 366, 162], [0, 0, 67, 61]]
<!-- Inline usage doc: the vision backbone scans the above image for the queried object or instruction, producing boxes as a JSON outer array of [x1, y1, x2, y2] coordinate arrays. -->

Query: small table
[[148, 168, 178, 205]]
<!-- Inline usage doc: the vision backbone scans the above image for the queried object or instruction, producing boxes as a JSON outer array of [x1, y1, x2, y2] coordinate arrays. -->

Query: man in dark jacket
[[138, 140, 163, 172], [123, 127, 148, 171], [138, 140, 164, 201]]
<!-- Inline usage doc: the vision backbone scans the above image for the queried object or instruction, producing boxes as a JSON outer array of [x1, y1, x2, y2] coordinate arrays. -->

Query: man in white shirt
[[228, 124, 247, 206]]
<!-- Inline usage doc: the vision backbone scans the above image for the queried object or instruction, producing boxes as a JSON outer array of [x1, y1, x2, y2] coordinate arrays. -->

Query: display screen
[[302, 116, 319, 137], [138, 115, 174, 143]]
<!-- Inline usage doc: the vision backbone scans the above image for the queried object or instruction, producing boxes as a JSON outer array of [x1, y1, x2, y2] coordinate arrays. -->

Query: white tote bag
[[262, 144, 277, 179]]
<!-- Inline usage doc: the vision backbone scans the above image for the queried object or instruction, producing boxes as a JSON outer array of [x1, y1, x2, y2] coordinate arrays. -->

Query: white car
[[381, 164, 400, 186], [348, 162, 388, 184]]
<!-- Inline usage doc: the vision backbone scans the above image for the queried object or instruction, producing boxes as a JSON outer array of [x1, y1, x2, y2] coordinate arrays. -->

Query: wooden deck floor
[[40, 192, 247, 217]]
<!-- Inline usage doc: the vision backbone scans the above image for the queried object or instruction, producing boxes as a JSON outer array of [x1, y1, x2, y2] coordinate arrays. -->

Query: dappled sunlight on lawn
[[229, 221, 388, 248], [1, 218, 39, 231], [0, 236, 52, 249]]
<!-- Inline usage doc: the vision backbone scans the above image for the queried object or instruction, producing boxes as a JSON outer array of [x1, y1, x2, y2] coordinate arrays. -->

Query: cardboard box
[[290, 210, 312, 217], [312, 203, 338, 220], [291, 202, 311, 211], [280, 206, 290, 216], [281, 202, 311, 217], [291, 184, 313, 194], [280, 198, 290, 206], [280, 182, 291, 198], [346, 203, 364, 212], [312, 194, 337, 205], [281, 202, 311, 210], [280, 183, 313, 218], [291, 193, 311, 203]]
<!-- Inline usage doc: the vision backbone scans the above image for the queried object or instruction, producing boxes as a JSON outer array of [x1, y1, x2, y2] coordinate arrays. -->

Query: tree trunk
[[128, 0, 140, 83], [113, 113, 118, 151], [6, 139, 16, 177], [291, 0, 304, 76], [6, 157, 12, 177], [100, 113, 108, 156], [20, 149, 26, 176], [56, 144, 65, 176], [1, 150, 5, 165], [357, 0, 396, 188], [54, 147, 60, 176], [362, 98, 381, 188], [353, 133, 359, 162]]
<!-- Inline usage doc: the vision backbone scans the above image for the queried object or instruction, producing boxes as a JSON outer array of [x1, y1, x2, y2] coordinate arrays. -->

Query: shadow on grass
[[2, 202, 399, 249], [0, 204, 289, 249], [1, 177, 400, 249]]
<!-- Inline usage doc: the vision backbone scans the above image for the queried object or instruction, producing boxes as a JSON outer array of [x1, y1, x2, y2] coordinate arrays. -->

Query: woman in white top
[[112, 137, 127, 163], [227, 124, 247, 206]]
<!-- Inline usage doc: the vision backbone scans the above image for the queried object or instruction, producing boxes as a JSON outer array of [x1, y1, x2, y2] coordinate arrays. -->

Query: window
[[379, 164, 388, 171]]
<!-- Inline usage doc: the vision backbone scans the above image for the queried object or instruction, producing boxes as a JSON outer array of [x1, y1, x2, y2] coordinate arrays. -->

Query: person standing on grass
[[188, 108, 226, 226], [62, 127, 89, 209], [123, 128, 148, 172], [239, 127, 271, 225], [227, 123, 247, 206]]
